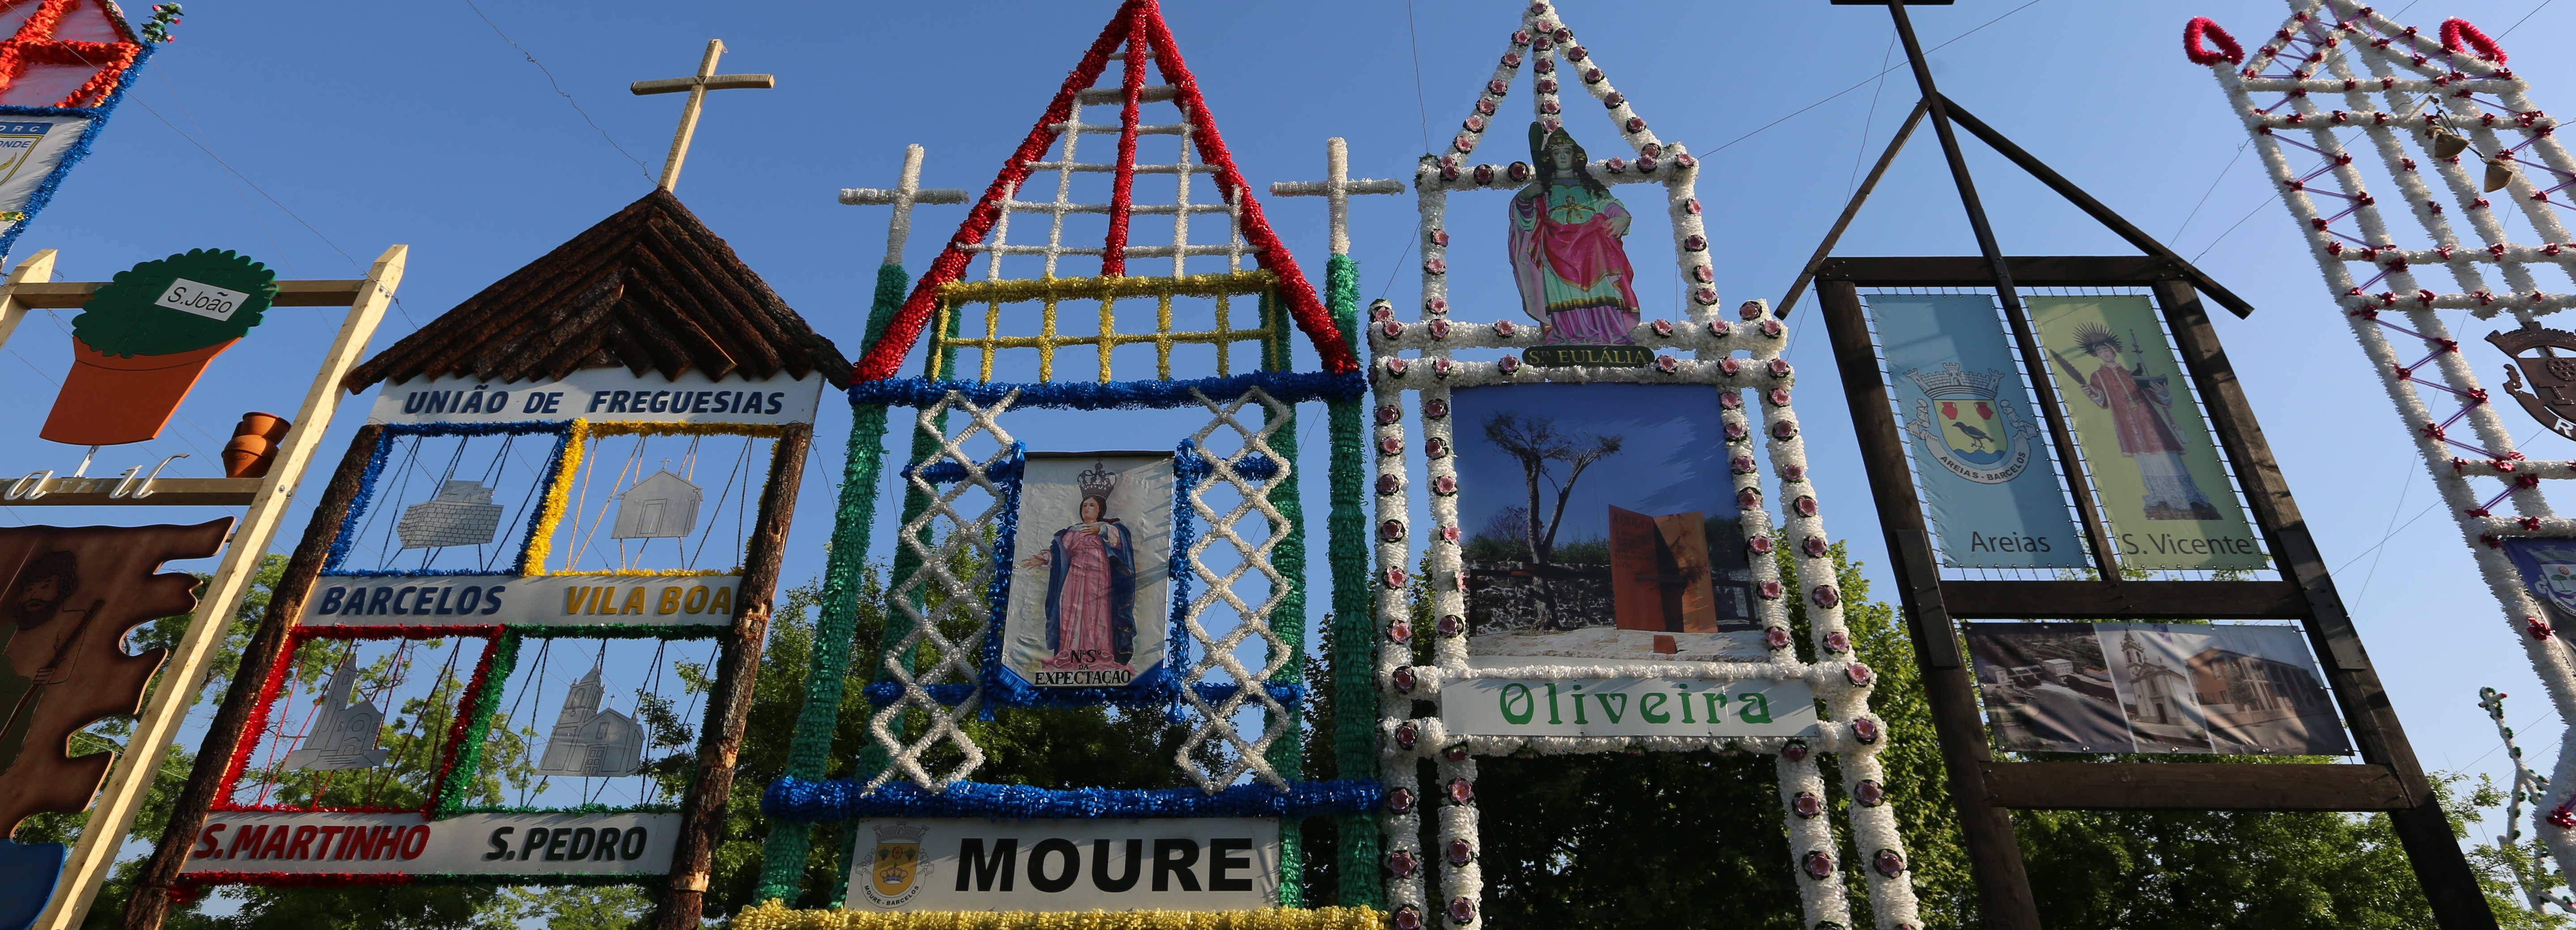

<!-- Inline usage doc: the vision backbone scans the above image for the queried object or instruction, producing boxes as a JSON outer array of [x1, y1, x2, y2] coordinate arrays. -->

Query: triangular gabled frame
[[850, 0, 1352, 382]]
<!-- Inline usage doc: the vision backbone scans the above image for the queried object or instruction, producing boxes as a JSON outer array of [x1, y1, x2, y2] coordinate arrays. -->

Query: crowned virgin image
[[1018, 462, 1139, 676]]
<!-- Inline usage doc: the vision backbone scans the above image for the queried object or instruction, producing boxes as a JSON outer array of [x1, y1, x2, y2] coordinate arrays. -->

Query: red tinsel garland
[[213, 625, 504, 812], [424, 633, 510, 810], [2182, 17, 2244, 67], [850, 0, 1354, 382], [1101, 1, 1148, 276], [0, 0, 143, 108], [2440, 17, 2507, 64]]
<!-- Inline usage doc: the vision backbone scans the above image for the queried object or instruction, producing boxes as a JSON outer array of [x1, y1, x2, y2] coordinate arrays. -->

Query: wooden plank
[[1816, 280, 2042, 924], [0, 250, 58, 350], [2151, 280, 2495, 928], [1814, 255, 2174, 288], [0, 477, 262, 506], [1937, 97, 2257, 318], [4, 278, 367, 309], [1981, 762, 2414, 811], [1940, 580, 2308, 619], [75, 245, 405, 930]]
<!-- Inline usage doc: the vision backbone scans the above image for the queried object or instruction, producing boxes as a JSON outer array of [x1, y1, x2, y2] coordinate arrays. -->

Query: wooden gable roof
[[346, 189, 848, 391]]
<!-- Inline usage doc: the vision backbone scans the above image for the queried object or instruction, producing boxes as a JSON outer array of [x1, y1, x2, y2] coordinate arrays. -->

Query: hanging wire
[[362, 436, 425, 570], [507, 637, 553, 808], [570, 434, 648, 573], [687, 436, 758, 571], [634, 637, 669, 805]]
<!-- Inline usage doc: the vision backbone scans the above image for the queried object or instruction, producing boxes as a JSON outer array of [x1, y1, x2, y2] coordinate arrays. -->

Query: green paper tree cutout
[[71, 248, 277, 357]]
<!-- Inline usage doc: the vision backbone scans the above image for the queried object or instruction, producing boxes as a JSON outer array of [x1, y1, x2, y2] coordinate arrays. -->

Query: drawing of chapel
[[536, 662, 646, 777]]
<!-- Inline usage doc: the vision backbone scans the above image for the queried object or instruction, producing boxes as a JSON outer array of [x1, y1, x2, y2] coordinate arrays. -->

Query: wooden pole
[[56, 245, 403, 930], [117, 424, 387, 930], [648, 422, 810, 929]]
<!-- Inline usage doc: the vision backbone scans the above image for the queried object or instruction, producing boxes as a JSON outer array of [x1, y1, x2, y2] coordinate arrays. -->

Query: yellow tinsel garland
[[522, 419, 793, 575], [729, 902, 1384, 930], [931, 271, 1284, 383]]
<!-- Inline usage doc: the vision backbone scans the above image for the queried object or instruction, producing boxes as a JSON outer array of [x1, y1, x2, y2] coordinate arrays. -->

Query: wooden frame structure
[[0, 245, 410, 930], [1812, 254, 2491, 929]]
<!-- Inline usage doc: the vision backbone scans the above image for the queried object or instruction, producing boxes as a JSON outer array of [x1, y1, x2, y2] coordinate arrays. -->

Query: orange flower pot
[[221, 411, 292, 478], [41, 337, 238, 446]]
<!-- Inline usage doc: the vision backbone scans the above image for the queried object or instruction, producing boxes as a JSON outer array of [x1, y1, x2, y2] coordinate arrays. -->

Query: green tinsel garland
[[433, 634, 521, 818], [1258, 289, 1305, 908], [1321, 254, 1380, 908], [754, 263, 912, 904]]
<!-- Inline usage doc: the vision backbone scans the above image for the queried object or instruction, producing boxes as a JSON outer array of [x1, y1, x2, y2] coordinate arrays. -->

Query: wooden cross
[[840, 144, 967, 267], [631, 39, 774, 193], [1269, 137, 1404, 256]]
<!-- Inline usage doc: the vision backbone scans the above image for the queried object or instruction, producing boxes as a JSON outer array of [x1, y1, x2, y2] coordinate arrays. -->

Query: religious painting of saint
[[2029, 296, 2263, 571], [1453, 384, 1758, 665], [0, 520, 227, 841], [998, 453, 1172, 692], [1509, 123, 1643, 346]]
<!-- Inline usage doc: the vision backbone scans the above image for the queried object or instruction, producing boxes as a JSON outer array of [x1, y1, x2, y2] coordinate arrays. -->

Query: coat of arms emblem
[[862, 822, 929, 907], [1900, 363, 2041, 484], [2490, 320, 2576, 441]]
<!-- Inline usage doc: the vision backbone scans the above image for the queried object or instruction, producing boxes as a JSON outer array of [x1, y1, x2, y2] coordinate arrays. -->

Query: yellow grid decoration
[[932, 271, 1285, 383], [521, 418, 792, 576], [732, 903, 1385, 930]]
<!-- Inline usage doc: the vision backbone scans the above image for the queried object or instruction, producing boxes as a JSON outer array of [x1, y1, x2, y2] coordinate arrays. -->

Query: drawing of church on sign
[[610, 468, 702, 539], [396, 480, 504, 549], [280, 655, 390, 771], [536, 662, 645, 777]]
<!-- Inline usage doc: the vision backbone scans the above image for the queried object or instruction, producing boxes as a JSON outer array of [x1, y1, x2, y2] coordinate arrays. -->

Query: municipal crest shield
[[2536, 562, 2576, 616], [1901, 363, 2040, 485], [2489, 320, 2576, 441], [864, 822, 928, 906]]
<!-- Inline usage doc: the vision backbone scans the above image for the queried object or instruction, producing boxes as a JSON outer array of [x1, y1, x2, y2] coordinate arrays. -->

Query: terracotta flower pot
[[41, 337, 238, 446], [221, 411, 292, 478]]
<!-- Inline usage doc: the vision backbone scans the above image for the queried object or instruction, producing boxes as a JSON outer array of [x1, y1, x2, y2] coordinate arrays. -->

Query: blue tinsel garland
[[761, 777, 1383, 823], [850, 370, 1366, 412], [0, 43, 154, 261], [322, 420, 573, 576]]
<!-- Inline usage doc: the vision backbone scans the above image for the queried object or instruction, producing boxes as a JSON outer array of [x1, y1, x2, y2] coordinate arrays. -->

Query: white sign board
[[844, 818, 1278, 912], [177, 811, 678, 875], [367, 369, 825, 426], [298, 573, 741, 628], [1441, 677, 1822, 738], [0, 118, 90, 217], [156, 276, 251, 322]]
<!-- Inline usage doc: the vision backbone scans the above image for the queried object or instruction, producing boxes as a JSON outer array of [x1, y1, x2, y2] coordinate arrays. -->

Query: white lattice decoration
[[1376, 2, 1922, 927], [1175, 386, 1298, 792], [2192, 0, 2576, 886], [867, 391, 1019, 792], [968, 47, 1254, 281]]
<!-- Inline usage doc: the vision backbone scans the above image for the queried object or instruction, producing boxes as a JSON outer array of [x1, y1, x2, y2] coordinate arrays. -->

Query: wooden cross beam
[[631, 39, 773, 193], [839, 144, 967, 267], [1269, 137, 1403, 257]]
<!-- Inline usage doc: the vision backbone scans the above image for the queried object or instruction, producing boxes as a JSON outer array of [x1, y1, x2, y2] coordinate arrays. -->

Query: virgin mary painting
[[1509, 123, 1644, 345], [1016, 463, 1138, 673]]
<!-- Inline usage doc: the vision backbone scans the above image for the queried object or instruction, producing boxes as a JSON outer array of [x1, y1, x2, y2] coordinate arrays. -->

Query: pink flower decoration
[[1436, 614, 1465, 637], [1793, 495, 1818, 517], [1391, 667, 1417, 693], [1719, 391, 1743, 409], [1747, 535, 1775, 555], [1767, 358, 1793, 378], [1758, 580, 1785, 599], [1424, 258, 1448, 274], [1802, 536, 1828, 558], [1855, 779, 1885, 806], [1448, 897, 1477, 925], [1791, 792, 1822, 818], [1768, 387, 1792, 407], [1813, 586, 1840, 609], [1737, 488, 1762, 509], [1439, 525, 1461, 543], [1803, 851, 1835, 880], [1724, 421, 1750, 442], [1376, 404, 1402, 425], [1654, 355, 1679, 373], [1432, 475, 1457, 495], [1428, 318, 1453, 340], [1423, 399, 1450, 418], [1383, 357, 1409, 376], [1386, 620, 1412, 642], [1760, 318, 1785, 338], [1384, 567, 1411, 589], [1376, 475, 1402, 495], [1377, 436, 1404, 456], [1493, 319, 1518, 337], [1448, 779, 1475, 805], [1499, 355, 1521, 374], [1718, 357, 1742, 375], [1424, 297, 1449, 315], [1824, 631, 1852, 653], [1770, 420, 1798, 441], [1781, 739, 1809, 760], [1731, 454, 1757, 475], [1738, 301, 1765, 321], [1874, 849, 1905, 878], [1852, 717, 1881, 743], [1651, 318, 1676, 337], [1379, 519, 1407, 541], [1393, 907, 1424, 930], [1693, 286, 1720, 306], [1381, 320, 1405, 340], [1387, 850, 1419, 877], [1425, 437, 1449, 458], [1846, 662, 1876, 687]]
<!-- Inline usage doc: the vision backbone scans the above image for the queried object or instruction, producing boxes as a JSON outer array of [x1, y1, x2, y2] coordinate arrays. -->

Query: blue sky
[[6, 0, 2575, 875]]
